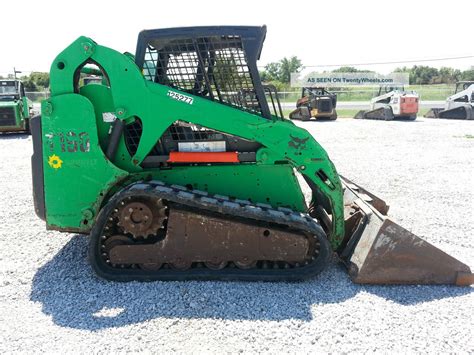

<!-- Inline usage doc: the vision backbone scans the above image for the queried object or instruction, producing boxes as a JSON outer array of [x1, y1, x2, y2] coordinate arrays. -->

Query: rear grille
[[124, 119, 144, 155], [0, 107, 16, 126], [318, 99, 332, 113]]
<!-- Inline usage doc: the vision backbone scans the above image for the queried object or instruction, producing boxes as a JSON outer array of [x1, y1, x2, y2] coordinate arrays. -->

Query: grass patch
[[281, 109, 293, 118], [336, 109, 359, 118], [418, 108, 430, 117], [279, 84, 455, 103], [282, 107, 432, 119], [281, 108, 359, 119]]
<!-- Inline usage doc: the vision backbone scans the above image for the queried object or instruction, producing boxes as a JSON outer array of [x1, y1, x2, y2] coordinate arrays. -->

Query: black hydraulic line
[[106, 119, 125, 160], [208, 50, 223, 102]]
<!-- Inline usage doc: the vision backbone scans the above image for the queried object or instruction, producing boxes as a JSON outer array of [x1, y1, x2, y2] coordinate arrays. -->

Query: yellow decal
[[48, 154, 63, 169]]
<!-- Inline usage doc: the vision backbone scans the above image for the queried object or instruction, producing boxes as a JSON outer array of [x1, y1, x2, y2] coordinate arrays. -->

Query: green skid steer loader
[[31, 26, 473, 285], [0, 79, 32, 133]]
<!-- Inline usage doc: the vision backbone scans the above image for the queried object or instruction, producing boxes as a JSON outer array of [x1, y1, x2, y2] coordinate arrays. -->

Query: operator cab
[[302, 87, 325, 97], [134, 26, 283, 120], [454, 81, 474, 94], [377, 85, 404, 96], [0, 80, 24, 101], [302, 87, 337, 106]]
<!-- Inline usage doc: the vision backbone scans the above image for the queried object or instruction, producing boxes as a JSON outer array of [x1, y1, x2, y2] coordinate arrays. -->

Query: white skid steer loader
[[425, 81, 474, 120], [355, 85, 419, 121]]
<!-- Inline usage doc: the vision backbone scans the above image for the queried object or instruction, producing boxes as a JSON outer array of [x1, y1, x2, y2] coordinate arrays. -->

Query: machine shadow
[[0, 132, 30, 139], [30, 235, 473, 331], [391, 119, 423, 123]]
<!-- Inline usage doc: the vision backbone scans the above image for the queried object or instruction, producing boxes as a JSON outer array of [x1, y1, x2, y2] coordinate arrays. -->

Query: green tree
[[29, 72, 50, 89], [21, 76, 38, 91], [415, 66, 438, 84], [332, 66, 364, 73], [260, 56, 303, 84], [213, 57, 241, 92], [261, 62, 281, 82], [461, 69, 474, 81], [395, 66, 439, 85], [437, 67, 461, 84], [279, 56, 303, 83], [16, 72, 50, 91]]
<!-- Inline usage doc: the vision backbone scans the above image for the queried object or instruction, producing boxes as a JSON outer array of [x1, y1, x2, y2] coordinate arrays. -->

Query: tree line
[[0, 72, 49, 91], [394, 66, 474, 85], [259, 58, 474, 87], [1, 61, 473, 91]]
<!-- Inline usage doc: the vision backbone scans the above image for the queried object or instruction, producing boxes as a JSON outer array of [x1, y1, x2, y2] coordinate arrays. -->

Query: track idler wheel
[[103, 235, 133, 267], [139, 262, 163, 271], [234, 259, 257, 269], [170, 259, 192, 271], [204, 260, 228, 270]]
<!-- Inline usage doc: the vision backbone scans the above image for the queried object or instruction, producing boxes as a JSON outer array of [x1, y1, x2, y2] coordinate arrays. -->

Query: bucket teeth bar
[[339, 177, 473, 285]]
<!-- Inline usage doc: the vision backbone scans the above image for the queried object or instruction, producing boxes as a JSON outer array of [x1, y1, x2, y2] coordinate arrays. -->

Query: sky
[[1, 0, 473, 76]]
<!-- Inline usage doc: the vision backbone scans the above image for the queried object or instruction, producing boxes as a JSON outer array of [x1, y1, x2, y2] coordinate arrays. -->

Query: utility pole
[[13, 67, 22, 80]]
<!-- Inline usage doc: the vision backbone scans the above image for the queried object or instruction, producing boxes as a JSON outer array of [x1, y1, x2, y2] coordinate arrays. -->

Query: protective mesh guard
[[142, 36, 263, 115]]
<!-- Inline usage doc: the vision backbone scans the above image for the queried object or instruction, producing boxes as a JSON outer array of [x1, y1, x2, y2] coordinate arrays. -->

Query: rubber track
[[89, 180, 331, 281]]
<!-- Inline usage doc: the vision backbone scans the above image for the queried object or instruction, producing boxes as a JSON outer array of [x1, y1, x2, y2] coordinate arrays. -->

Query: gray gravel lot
[[0, 118, 473, 353]]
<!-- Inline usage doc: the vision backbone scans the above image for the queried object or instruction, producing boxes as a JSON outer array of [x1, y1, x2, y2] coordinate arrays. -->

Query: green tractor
[[0, 79, 32, 133], [31, 26, 472, 285]]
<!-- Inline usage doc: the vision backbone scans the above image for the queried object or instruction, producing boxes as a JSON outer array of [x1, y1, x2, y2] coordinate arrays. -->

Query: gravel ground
[[0, 118, 473, 353]]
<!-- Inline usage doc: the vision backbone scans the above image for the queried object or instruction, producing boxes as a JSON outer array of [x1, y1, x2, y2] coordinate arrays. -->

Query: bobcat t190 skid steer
[[31, 26, 472, 285], [425, 81, 474, 120]]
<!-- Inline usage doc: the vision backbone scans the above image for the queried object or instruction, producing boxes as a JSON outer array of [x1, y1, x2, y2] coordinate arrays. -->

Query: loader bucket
[[339, 176, 473, 286], [424, 108, 443, 118], [353, 110, 366, 119]]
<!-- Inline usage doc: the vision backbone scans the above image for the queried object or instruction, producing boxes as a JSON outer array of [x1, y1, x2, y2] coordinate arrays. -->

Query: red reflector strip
[[168, 152, 240, 163]]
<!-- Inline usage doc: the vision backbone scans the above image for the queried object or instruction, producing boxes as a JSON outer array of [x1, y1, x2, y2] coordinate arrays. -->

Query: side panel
[[31, 115, 45, 220], [42, 90, 307, 229], [22, 96, 31, 119], [41, 94, 128, 232], [0, 102, 25, 131], [151, 164, 307, 211]]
